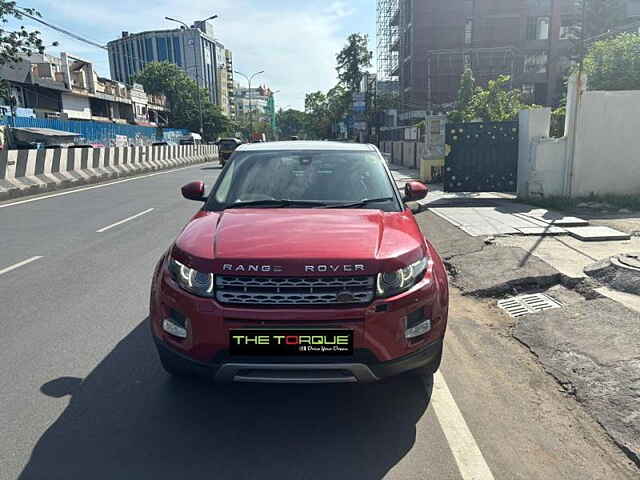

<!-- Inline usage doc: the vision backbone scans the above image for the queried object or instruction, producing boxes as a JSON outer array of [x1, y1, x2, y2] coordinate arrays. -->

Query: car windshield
[[206, 150, 400, 211]]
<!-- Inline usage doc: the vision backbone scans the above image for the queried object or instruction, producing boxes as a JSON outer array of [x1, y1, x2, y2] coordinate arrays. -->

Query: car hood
[[173, 209, 426, 275]]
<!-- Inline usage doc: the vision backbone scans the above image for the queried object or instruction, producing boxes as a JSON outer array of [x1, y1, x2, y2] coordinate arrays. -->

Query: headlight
[[377, 257, 428, 298], [168, 258, 215, 297]]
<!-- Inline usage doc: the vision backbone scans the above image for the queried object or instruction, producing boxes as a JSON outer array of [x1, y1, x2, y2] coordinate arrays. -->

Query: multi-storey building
[[0, 52, 168, 126], [216, 49, 234, 117], [377, 0, 640, 115], [107, 21, 232, 108], [232, 85, 273, 120]]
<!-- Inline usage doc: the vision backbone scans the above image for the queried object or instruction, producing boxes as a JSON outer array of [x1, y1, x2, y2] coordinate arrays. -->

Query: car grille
[[215, 275, 376, 306]]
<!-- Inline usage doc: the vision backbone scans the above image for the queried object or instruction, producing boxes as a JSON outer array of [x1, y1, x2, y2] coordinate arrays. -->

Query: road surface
[[1, 163, 637, 479]]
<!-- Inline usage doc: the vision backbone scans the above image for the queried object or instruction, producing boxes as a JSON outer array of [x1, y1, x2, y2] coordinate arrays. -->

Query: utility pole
[[234, 70, 264, 140], [165, 15, 218, 137]]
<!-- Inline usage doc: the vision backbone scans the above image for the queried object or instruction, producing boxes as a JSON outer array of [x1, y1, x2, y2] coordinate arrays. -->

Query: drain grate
[[497, 293, 562, 318]]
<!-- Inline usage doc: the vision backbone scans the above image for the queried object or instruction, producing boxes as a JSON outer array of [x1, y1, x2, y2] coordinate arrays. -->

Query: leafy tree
[[0, 1, 56, 66], [448, 72, 528, 123], [336, 33, 373, 93], [449, 68, 476, 122], [326, 84, 351, 123], [468, 75, 526, 122], [304, 91, 331, 139], [277, 108, 306, 139], [582, 33, 640, 90], [134, 62, 230, 141]]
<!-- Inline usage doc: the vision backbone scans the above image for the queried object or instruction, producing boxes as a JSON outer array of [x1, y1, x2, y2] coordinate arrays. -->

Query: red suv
[[150, 141, 449, 383]]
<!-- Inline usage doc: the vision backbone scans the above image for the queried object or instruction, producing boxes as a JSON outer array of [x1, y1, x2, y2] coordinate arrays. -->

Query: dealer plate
[[229, 330, 353, 356]]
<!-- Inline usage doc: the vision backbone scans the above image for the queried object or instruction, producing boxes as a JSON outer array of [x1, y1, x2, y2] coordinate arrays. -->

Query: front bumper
[[149, 261, 448, 383], [154, 333, 443, 383]]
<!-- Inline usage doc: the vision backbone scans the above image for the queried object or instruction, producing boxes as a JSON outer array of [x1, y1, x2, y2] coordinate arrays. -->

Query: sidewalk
[[390, 164, 639, 285], [392, 163, 640, 466]]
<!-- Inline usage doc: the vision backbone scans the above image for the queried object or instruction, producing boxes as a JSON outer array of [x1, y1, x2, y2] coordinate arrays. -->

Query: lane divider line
[[431, 371, 496, 480], [96, 208, 155, 233], [0, 163, 208, 210], [0, 256, 43, 276]]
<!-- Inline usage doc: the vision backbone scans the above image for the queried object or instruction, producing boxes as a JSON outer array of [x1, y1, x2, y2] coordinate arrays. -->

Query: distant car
[[179, 133, 203, 145], [68, 144, 93, 149], [216, 138, 242, 167], [152, 141, 169, 147], [290, 136, 299, 141]]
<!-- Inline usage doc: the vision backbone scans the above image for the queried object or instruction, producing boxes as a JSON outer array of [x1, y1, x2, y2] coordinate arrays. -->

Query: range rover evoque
[[149, 141, 449, 383]]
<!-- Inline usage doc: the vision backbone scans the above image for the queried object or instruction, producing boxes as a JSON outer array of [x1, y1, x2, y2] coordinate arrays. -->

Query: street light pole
[[166, 15, 218, 138], [234, 70, 264, 140]]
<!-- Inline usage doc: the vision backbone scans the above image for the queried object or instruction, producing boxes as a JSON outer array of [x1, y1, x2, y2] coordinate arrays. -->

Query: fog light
[[405, 319, 431, 339], [163, 318, 187, 339]]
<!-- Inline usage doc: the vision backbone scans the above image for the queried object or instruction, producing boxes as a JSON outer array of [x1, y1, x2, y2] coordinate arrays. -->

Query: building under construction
[[376, 0, 594, 118], [376, 0, 399, 83]]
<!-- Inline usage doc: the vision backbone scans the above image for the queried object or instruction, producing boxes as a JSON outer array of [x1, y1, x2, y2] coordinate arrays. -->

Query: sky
[[8, 0, 377, 110]]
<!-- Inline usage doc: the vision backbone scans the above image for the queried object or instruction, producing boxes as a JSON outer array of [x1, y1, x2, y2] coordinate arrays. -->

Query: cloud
[[10, 0, 358, 109], [325, 1, 357, 18]]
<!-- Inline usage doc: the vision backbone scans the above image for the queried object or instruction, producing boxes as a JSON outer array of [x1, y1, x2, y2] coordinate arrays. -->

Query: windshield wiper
[[322, 197, 395, 209], [226, 199, 329, 209]]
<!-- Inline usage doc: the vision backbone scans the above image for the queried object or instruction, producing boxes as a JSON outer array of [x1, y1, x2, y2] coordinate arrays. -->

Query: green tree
[[582, 33, 640, 90], [449, 68, 477, 122], [304, 91, 331, 139], [134, 62, 230, 141], [277, 108, 307, 139], [0, 1, 56, 66], [468, 75, 526, 122], [336, 33, 373, 93], [326, 84, 351, 124]]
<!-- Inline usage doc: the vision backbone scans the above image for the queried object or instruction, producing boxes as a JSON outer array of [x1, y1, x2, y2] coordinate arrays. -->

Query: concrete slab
[[514, 297, 640, 465], [591, 217, 640, 235], [495, 235, 640, 280], [449, 245, 561, 296], [430, 206, 546, 237], [566, 226, 631, 242], [515, 226, 568, 236], [519, 209, 590, 227]]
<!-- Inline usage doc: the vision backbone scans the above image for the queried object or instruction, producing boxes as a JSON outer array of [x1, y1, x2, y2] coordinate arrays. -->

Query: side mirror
[[181, 181, 206, 202], [404, 181, 429, 202]]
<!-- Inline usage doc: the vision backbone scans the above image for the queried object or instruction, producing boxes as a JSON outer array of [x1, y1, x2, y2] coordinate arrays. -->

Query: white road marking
[[0, 163, 206, 210], [0, 256, 43, 276], [96, 208, 154, 233], [431, 371, 496, 480]]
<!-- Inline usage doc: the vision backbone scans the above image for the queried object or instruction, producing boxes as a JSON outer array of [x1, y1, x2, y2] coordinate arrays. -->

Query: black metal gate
[[444, 121, 518, 192]]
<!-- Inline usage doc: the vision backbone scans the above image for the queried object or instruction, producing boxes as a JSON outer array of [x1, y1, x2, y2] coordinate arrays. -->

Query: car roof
[[236, 141, 378, 152]]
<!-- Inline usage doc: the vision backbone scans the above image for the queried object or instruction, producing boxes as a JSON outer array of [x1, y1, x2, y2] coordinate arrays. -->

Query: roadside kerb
[[0, 144, 217, 201]]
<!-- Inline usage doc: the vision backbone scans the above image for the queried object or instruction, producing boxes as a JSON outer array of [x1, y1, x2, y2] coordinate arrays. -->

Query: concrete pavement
[[1, 164, 638, 479]]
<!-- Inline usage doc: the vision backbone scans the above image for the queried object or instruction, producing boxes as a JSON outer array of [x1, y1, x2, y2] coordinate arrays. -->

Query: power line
[[15, 8, 107, 50]]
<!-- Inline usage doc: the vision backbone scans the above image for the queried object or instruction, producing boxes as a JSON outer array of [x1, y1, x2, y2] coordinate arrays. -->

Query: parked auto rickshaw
[[217, 138, 242, 167]]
